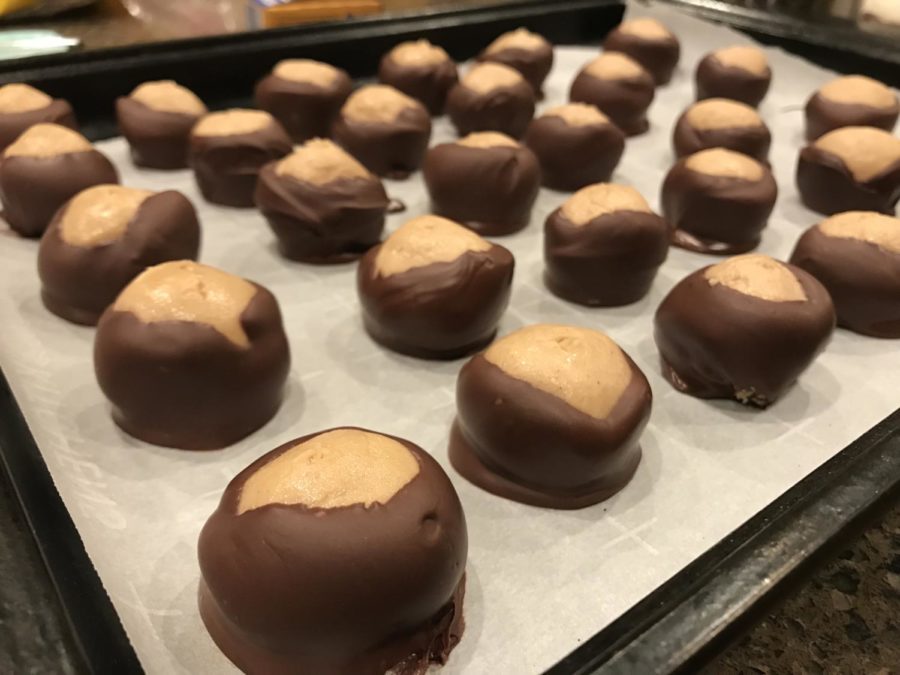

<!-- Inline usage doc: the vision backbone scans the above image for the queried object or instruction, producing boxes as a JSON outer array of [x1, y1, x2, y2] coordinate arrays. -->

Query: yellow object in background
[[0, 0, 36, 16], [247, 0, 383, 29]]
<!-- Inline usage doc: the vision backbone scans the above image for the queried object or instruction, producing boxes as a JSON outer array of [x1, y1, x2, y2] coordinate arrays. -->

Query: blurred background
[[0, 0, 896, 57]]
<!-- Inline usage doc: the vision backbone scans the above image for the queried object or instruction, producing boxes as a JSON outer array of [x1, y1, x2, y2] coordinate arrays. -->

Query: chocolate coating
[[332, 105, 432, 180], [254, 66, 352, 142], [544, 206, 669, 306], [602, 25, 680, 85], [358, 241, 514, 360], [445, 70, 535, 139], [94, 281, 290, 449], [662, 155, 777, 254], [569, 63, 655, 136], [116, 97, 201, 170], [790, 221, 900, 338], [672, 105, 771, 163], [255, 166, 388, 263], [0, 148, 118, 238], [523, 113, 625, 191], [423, 139, 541, 236], [378, 50, 458, 116], [796, 142, 900, 216], [654, 262, 835, 406], [695, 52, 771, 108], [0, 99, 77, 152], [449, 339, 651, 509], [198, 428, 467, 675], [805, 91, 899, 142], [476, 40, 554, 97], [38, 191, 201, 325], [188, 118, 292, 208]]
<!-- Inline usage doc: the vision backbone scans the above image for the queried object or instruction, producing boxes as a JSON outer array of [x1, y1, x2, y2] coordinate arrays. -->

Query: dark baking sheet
[[0, 1, 898, 674]]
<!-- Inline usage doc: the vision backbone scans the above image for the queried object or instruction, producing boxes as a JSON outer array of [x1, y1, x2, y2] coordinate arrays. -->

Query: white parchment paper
[[0, 3, 898, 673]]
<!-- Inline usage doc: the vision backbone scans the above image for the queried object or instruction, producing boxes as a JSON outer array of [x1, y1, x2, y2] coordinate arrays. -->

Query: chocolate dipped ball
[[450, 324, 651, 509], [695, 45, 771, 108], [423, 131, 540, 236], [0, 83, 77, 152], [476, 28, 554, 97], [523, 103, 625, 191], [198, 427, 467, 674], [662, 148, 777, 254], [544, 184, 669, 306], [254, 59, 352, 142], [358, 215, 514, 359], [805, 75, 899, 141], [796, 126, 900, 215], [255, 138, 389, 263], [655, 254, 835, 407], [602, 17, 680, 86], [445, 62, 536, 139], [0, 123, 118, 238], [672, 98, 771, 163], [116, 80, 207, 169], [94, 261, 290, 449], [569, 52, 655, 136], [188, 109, 292, 208], [332, 84, 432, 179], [790, 211, 900, 337], [378, 39, 458, 115], [38, 185, 200, 325]]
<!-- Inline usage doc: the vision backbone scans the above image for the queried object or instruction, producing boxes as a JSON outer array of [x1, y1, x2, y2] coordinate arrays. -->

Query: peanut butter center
[[561, 183, 651, 225], [684, 147, 765, 181], [544, 103, 610, 127], [813, 126, 900, 182], [818, 75, 897, 109], [273, 59, 340, 87], [685, 98, 763, 130], [618, 17, 673, 41], [342, 84, 419, 124], [462, 63, 524, 94], [485, 27, 548, 54], [4, 123, 91, 158], [585, 52, 647, 81], [238, 428, 420, 514], [484, 324, 632, 419], [705, 254, 806, 302], [193, 109, 273, 137], [711, 46, 769, 76], [819, 211, 900, 254], [456, 130, 519, 149], [389, 39, 450, 67], [60, 185, 152, 247], [131, 80, 206, 116], [113, 261, 257, 348], [276, 138, 371, 184], [0, 83, 52, 114], [375, 214, 492, 277]]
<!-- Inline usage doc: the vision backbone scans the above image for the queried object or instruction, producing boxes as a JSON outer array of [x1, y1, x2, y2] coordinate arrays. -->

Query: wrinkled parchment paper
[[0, 3, 898, 673]]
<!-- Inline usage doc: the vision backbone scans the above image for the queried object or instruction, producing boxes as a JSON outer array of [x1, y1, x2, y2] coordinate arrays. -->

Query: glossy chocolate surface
[[0, 99, 77, 152], [805, 92, 899, 141], [189, 120, 292, 208], [544, 207, 669, 306], [523, 115, 625, 191], [672, 109, 771, 163], [602, 28, 680, 85], [476, 43, 554, 97], [378, 53, 458, 115], [449, 350, 650, 509], [662, 159, 778, 254], [254, 69, 352, 142], [695, 54, 771, 108], [423, 141, 541, 236], [38, 191, 201, 325], [445, 77, 535, 139], [255, 165, 388, 263], [358, 244, 514, 359], [0, 150, 118, 238], [332, 106, 432, 179], [116, 97, 200, 169], [94, 284, 290, 449], [796, 144, 900, 216], [569, 68, 655, 136], [198, 428, 467, 675], [790, 225, 900, 338], [654, 263, 835, 406]]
